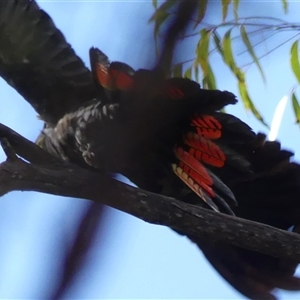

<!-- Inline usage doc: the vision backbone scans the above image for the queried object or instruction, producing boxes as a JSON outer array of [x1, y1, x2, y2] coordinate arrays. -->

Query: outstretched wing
[[0, 0, 96, 124]]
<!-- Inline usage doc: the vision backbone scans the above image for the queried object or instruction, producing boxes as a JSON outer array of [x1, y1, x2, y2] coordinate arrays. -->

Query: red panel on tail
[[175, 147, 213, 186], [191, 115, 222, 139], [184, 132, 226, 167], [164, 85, 185, 99], [174, 147, 215, 198]]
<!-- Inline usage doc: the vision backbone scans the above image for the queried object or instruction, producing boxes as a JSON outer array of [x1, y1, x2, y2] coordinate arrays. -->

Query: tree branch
[[1, 123, 300, 261]]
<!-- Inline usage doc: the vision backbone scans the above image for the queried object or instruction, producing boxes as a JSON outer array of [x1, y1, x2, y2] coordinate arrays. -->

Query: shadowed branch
[[1, 123, 300, 262]]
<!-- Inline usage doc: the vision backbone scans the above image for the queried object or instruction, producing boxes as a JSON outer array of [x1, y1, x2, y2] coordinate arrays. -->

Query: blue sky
[[0, 1, 300, 299]]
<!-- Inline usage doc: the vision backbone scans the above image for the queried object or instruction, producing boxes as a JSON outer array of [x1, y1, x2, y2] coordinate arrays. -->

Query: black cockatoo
[[1, 1, 300, 299]]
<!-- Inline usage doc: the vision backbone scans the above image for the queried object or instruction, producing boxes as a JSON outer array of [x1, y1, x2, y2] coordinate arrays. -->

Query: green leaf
[[233, 0, 239, 20], [213, 32, 223, 56], [151, 9, 170, 38], [220, 30, 266, 126], [196, 29, 216, 89], [222, 0, 231, 21], [292, 92, 300, 124], [222, 30, 234, 66], [149, 0, 177, 39], [197, 29, 210, 60], [173, 63, 182, 77], [290, 41, 300, 83], [240, 25, 266, 82], [152, 0, 158, 9], [222, 29, 244, 80], [184, 67, 192, 79], [149, 0, 177, 22], [195, 0, 208, 26], [282, 0, 288, 13], [194, 31, 203, 84], [150, 0, 177, 21], [238, 81, 268, 127], [203, 64, 217, 89]]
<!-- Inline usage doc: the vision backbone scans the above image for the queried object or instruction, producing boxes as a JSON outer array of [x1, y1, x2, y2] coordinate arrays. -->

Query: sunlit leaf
[[290, 41, 300, 83], [240, 25, 266, 82], [184, 67, 192, 79], [196, 29, 216, 89], [223, 29, 234, 66], [222, 0, 231, 21], [203, 64, 216, 89], [238, 81, 268, 127], [222, 29, 243, 80], [220, 30, 266, 125], [292, 92, 300, 124], [197, 29, 210, 61], [173, 63, 182, 77], [282, 0, 288, 13], [195, 0, 208, 27], [233, 0, 239, 20]]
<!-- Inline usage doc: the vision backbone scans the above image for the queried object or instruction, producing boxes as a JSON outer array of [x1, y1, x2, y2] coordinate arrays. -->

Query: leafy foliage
[[292, 93, 300, 124], [150, 0, 300, 127], [291, 41, 300, 124]]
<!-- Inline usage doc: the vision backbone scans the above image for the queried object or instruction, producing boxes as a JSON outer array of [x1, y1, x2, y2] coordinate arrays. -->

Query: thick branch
[[1, 123, 300, 261]]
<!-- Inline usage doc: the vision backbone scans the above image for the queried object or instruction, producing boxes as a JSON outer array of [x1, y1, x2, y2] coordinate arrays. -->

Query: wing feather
[[0, 0, 96, 124]]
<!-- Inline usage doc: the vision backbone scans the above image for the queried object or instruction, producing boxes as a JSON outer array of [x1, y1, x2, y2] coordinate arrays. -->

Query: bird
[[37, 45, 300, 299], [1, 1, 300, 299]]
